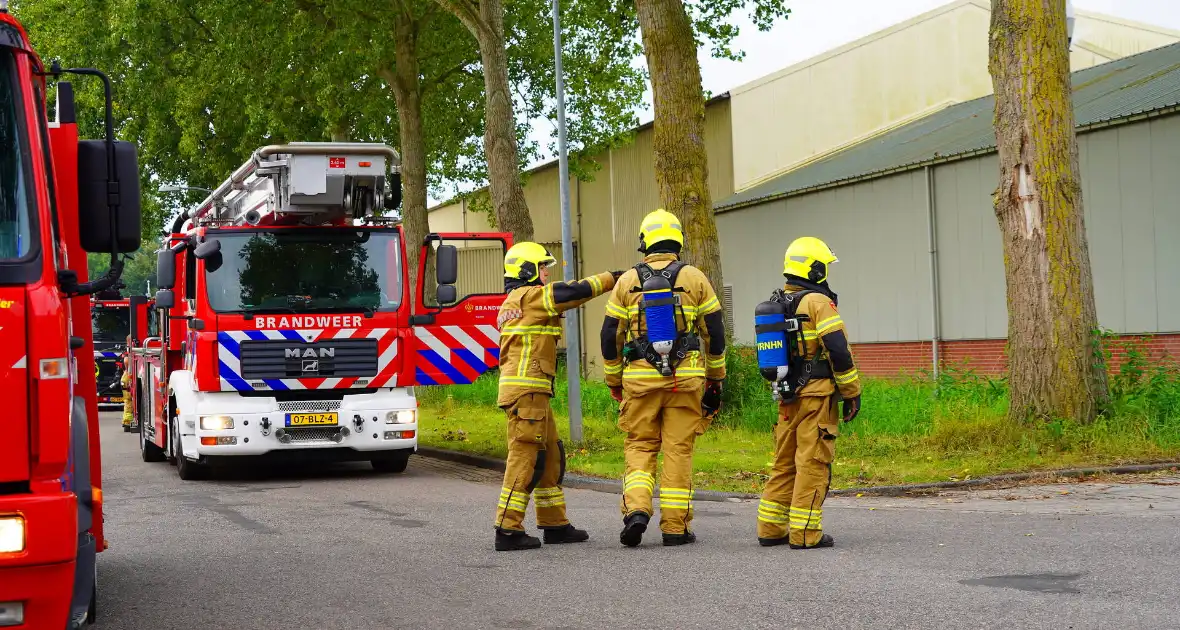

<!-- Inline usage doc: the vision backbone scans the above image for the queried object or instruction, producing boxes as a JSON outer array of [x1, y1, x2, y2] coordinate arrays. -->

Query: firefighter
[[600, 209, 727, 547], [118, 357, 133, 432], [493, 241, 622, 551], [755, 236, 862, 549]]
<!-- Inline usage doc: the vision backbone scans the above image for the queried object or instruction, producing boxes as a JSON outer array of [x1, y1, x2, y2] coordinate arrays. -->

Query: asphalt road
[[92, 411, 1180, 629]]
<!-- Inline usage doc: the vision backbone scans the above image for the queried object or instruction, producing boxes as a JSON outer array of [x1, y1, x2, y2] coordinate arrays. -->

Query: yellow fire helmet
[[783, 236, 838, 283], [503, 241, 557, 282], [638, 208, 684, 252]]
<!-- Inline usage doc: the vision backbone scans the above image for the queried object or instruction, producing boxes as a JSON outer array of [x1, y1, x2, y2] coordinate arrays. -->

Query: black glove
[[701, 379, 723, 418], [842, 395, 861, 423], [610, 270, 625, 280]]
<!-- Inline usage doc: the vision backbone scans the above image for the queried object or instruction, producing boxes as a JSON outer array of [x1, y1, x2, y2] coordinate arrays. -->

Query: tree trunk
[[385, 13, 435, 310], [634, 0, 723, 291], [433, 0, 535, 242], [988, 0, 1107, 423], [474, 0, 534, 242]]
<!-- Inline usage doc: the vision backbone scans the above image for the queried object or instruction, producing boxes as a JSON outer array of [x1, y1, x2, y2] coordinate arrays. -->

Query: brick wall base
[[852, 333, 1180, 378]]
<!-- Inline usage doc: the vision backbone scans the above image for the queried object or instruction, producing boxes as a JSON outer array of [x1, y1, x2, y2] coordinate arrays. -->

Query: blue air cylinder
[[755, 299, 790, 382], [641, 275, 678, 368]]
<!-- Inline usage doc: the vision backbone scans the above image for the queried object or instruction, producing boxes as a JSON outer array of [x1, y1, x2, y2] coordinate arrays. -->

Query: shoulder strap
[[771, 288, 815, 319]]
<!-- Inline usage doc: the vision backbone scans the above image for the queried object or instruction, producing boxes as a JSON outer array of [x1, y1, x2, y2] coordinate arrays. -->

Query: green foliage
[[14, 0, 648, 233], [418, 343, 1180, 489]]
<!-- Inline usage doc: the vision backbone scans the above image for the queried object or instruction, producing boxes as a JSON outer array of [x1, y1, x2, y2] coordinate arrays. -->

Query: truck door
[[407, 233, 512, 386], [0, 289, 29, 483]]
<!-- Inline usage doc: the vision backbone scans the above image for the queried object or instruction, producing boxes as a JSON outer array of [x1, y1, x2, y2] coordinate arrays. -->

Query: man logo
[[285, 347, 335, 358], [302, 359, 319, 373]]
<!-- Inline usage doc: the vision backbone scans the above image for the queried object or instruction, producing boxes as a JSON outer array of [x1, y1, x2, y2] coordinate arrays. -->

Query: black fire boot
[[789, 533, 834, 550], [543, 524, 589, 544], [495, 529, 542, 551], [662, 531, 697, 546], [758, 535, 791, 547], [619, 511, 650, 548]]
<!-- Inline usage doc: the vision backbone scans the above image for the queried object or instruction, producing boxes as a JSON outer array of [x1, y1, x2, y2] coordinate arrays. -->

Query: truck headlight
[[0, 516, 25, 553], [199, 415, 234, 430], [386, 410, 416, 425]]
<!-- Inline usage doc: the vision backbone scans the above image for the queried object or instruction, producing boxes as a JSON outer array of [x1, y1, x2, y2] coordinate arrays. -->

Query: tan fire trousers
[[618, 389, 701, 535], [494, 393, 569, 532], [757, 395, 839, 546], [122, 389, 133, 427]]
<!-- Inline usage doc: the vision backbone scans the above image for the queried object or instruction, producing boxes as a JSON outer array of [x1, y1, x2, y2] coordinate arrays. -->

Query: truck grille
[[287, 427, 344, 442], [96, 359, 119, 390], [277, 400, 343, 412], [239, 338, 378, 380]]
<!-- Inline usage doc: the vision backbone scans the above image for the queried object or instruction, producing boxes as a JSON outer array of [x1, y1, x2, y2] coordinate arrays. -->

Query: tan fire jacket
[[602, 253, 726, 397], [496, 271, 617, 407], [784, 284, 862, 399]]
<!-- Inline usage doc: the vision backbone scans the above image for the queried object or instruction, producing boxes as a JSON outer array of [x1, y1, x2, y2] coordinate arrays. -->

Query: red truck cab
[[0, 7, 141, 628]]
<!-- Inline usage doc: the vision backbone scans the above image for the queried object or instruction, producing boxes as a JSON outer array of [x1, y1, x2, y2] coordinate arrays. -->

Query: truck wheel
[[371, 451, 411, 474], [139, 413, 166, 463], [86, 565, 97, 624], [174, 420, 209, 481]]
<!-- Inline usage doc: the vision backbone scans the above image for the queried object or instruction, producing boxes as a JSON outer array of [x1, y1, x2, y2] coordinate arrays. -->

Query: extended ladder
[[185, 142, 402, 228]]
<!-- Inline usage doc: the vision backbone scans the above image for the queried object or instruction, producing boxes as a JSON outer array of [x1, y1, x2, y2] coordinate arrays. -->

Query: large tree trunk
[[385, 13, 435, 309], [634, 0, 723, 291], [988, 0, 1107, 423], [433, 0, 535, 242]]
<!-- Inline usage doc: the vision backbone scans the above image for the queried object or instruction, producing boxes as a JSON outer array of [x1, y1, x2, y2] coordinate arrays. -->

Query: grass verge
[[416, 340, 1180, 492]]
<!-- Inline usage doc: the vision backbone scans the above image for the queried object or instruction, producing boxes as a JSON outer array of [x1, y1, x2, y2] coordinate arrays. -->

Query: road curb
[[414, 446, 1180, 500]]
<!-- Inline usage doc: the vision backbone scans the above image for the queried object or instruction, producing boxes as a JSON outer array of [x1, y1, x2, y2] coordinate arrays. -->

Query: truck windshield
[[92, 307, 130, 343], [204, 229, 402, 314], [0, 50, 33, 260]]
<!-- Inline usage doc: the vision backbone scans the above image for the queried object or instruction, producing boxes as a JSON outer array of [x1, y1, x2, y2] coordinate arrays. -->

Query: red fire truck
[[0, 5, 141, 628], [90, 289, 131, 410], [128, 142, 509, 480]]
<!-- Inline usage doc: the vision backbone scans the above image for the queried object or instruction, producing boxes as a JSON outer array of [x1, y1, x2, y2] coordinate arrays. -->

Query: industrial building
[[428, 0, 1180, 377]]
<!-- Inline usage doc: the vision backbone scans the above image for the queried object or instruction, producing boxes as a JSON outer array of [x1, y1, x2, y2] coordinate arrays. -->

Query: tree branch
[[432, 0, 485, 38], [182, 5, 216, 44], [423, 58, 476, 92]]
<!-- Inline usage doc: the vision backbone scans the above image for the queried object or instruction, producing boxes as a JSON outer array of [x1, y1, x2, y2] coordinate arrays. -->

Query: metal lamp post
[[552, 0, 584, 443]]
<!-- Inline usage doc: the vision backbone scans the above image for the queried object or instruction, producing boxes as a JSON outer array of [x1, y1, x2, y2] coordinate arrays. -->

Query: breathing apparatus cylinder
[[755, 294, 802, 401], [755, 299, 791, 382], [641, 274, 679, 376]]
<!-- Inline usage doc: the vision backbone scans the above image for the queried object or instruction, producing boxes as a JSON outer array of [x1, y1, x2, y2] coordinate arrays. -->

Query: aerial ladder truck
[[130, 142, 510, 480]]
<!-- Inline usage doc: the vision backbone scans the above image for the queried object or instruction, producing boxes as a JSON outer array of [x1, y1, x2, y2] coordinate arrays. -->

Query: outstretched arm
[[540, 271, 620, 316]]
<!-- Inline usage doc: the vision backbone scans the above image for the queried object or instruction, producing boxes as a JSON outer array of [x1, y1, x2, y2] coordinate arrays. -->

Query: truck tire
[[371, 451, 411, 474], [139, 397, 166, 463], [173, 419, 209, 481]]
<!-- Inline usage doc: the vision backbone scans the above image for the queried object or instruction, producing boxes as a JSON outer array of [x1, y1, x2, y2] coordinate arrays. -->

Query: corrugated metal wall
[[716, 169, 933, 345], [718, 113, 1180, 348], [932, 155, 1007, 340]]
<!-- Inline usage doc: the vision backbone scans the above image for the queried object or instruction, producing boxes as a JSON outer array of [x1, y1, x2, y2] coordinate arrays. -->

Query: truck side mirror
[[436, 244, 458, 285], [128, 295, 147, 345], [156, 249, 176, 289], [193, 238, 221, 260], [77, 140, 142, 254], [154, 289, 174, 309], [436, 285, 457, 305]]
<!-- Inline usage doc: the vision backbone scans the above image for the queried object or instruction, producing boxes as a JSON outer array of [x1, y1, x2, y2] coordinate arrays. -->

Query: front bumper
[[178, 388, 419, 458], [0, 493, 77, 629]]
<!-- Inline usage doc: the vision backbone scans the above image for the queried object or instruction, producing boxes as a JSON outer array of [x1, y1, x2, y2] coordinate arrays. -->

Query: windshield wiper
[[233, 307, 298, 320], [298, 305, 379, 318]]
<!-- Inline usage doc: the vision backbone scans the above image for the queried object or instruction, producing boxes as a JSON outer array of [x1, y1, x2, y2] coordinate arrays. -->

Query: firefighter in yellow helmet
[[754, 236, 861, 549], [493, 241, 622, 551], [600, 209, 727, 547]]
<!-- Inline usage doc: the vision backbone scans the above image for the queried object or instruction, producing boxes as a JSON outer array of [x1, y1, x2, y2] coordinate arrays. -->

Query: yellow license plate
[[286, 412, 338, 427]]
